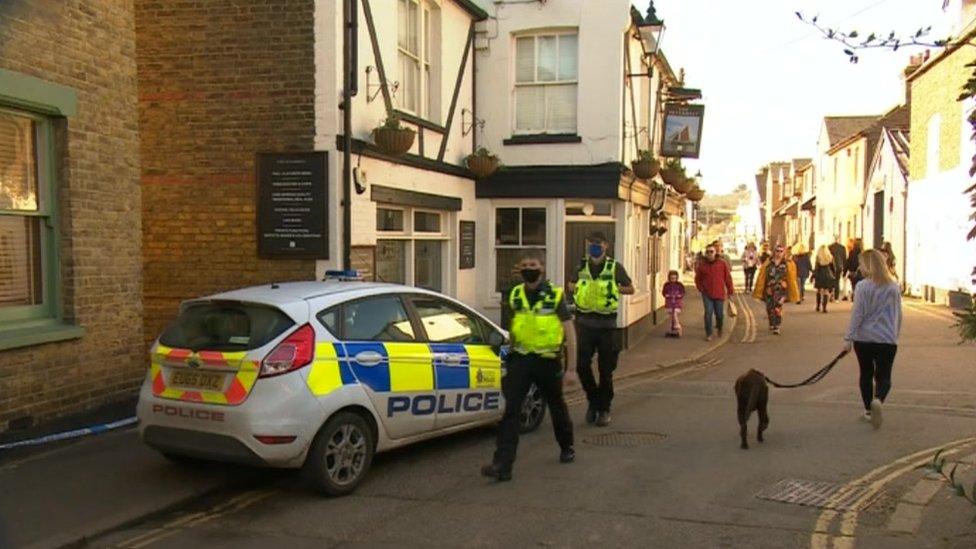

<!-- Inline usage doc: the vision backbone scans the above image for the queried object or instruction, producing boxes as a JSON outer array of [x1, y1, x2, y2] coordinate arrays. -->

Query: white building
[[862, 126, 910, 283]]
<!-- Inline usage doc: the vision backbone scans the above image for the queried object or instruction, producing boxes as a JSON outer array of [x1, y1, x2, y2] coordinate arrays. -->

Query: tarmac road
[[87, 293, 976, 548]]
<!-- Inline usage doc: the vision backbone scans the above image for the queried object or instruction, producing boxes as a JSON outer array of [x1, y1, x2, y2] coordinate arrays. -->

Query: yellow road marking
[[810, 437, 976, 549]]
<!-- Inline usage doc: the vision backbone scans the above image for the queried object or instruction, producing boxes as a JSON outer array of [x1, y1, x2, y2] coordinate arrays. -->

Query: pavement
[[0, 282, 735, 549]]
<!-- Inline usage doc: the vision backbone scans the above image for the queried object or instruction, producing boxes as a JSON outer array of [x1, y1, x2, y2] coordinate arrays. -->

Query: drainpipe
[[341, 0, 358, 270]]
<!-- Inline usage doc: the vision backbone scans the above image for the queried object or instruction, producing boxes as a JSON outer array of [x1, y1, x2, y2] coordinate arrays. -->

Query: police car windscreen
[[159, 302, 295, 352]]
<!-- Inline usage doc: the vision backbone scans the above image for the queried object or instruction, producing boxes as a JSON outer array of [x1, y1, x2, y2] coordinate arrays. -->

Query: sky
[[639, 0, 960, 194]]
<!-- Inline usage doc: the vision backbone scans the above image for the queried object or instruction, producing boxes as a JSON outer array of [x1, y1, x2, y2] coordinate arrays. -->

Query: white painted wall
[[862, 131, 908, 283]]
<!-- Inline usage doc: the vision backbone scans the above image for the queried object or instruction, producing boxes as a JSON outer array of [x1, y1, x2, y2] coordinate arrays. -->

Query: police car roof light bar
[[324, 269, 364, 282]]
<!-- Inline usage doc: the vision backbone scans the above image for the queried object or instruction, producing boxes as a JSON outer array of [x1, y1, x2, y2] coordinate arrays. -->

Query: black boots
[[816, 294, 822, 312]]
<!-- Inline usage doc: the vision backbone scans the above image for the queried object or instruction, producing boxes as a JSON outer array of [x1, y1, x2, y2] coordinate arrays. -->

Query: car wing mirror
[[487, 330, 507, 352]]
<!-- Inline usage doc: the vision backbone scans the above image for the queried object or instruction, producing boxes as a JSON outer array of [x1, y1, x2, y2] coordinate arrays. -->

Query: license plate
[[171, 370, 224, 391]]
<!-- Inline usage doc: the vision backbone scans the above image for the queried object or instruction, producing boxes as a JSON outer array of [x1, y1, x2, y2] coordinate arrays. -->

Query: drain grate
[[756, 478, 883, 511], [582, 431, 667, 447]]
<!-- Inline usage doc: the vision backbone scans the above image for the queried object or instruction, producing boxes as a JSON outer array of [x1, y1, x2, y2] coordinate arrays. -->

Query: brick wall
[[136, 0, 318, 346], [0, 1, 144, 430]]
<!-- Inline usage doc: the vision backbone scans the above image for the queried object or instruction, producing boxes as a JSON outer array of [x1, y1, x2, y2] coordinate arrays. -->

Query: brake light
[[260, 324, 315, 378], [254, 435, 297, 445]]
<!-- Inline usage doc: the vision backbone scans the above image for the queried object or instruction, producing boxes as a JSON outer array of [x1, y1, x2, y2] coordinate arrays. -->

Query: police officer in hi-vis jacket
[[567, 232, 635, 427], [482, 250, 576, 482]]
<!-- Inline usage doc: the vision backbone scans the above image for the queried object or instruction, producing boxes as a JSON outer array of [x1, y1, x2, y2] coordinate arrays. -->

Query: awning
[[801, 196, 816, 211]]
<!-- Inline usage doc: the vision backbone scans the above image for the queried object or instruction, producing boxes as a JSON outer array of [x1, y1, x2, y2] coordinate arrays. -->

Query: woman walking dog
[[843, 249, 902, 429]]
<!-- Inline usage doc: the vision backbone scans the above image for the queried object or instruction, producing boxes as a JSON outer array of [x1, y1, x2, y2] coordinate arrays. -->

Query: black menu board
[[459, 220, 475, 269], [257, 152, 329, 258]]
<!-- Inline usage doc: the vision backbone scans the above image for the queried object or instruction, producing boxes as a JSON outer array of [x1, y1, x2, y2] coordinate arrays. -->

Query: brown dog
[[734, 369, 769, 449]]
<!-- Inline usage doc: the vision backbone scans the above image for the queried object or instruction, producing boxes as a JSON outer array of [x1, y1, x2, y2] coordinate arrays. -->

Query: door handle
[[353, 351, 384, 367], [441, 354, 464, 366]]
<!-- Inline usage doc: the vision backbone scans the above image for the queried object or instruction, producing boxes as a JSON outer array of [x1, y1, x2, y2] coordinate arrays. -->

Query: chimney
[[901, 52, 927, 107]]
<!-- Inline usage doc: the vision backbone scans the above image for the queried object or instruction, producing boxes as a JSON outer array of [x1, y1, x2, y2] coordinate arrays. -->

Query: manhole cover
[[582, 431, 667, 447], [756, 479, 883, 511]]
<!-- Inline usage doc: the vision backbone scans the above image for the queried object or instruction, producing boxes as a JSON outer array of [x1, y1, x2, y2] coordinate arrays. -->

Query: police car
[[137, 275, 547, 495]]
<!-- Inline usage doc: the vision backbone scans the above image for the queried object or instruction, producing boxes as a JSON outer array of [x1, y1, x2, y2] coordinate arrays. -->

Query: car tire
[[303, 411, 375, 496], [518, 382, 547, 433]]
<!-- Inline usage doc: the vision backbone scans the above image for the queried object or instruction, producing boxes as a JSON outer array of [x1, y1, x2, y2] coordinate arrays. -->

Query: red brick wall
[[0, 1, 144, 430], [136, 0, 318, 346]]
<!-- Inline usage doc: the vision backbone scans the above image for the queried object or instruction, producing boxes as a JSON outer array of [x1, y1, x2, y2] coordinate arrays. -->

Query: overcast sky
[[640, 0, 959, 194]]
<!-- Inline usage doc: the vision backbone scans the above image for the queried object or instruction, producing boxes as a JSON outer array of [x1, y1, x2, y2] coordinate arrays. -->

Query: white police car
[[137, 275, 546, 495]]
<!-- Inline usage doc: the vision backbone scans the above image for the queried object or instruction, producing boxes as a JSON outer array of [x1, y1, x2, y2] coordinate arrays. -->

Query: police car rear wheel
[[518, 383, 547, 433], [304, 412, 374, 496]]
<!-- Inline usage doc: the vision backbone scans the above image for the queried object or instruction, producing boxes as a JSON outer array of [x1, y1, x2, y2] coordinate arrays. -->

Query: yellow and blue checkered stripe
[[306, 342, 501, 397]]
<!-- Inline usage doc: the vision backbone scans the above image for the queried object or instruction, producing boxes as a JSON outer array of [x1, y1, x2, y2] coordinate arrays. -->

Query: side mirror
[[487, 330, 507, 350]]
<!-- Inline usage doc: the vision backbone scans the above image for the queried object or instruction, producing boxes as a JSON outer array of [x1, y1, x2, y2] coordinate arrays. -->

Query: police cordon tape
[[0, 416, 138, 452]]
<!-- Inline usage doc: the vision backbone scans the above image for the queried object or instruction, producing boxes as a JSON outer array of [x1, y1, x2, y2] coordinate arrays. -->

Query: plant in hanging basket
[[660, 158, 685, 186], [465, 147, 500, 178], [686, 186, 705, 202], [372, 114, 416, 155], [672, 175, 694, 194], [631, 150, 660, 180]]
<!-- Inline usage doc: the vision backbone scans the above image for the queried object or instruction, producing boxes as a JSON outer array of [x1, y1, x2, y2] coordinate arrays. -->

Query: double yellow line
[[113, 489, 276, 548], [735, 293, 757, 344]]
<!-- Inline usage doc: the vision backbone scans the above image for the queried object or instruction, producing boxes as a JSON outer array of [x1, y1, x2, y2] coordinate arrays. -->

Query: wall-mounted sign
[[459, 220, 476, 269], [660, 104, 704, 159], [257, 152, 329, 258]]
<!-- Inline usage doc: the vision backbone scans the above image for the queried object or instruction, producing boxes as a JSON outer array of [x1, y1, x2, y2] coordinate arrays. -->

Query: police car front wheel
[[303, 411, 375, 496]]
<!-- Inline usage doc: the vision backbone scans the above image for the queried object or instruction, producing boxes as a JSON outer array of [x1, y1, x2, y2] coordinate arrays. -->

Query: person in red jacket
[[694, 243, 735, 341]]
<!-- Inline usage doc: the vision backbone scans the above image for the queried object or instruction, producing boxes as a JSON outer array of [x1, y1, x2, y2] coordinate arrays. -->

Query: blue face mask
[[588, 243, 605, 258]]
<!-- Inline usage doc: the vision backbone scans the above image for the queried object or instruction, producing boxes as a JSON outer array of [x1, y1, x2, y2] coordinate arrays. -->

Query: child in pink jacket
[[662, 270, 686, 337]]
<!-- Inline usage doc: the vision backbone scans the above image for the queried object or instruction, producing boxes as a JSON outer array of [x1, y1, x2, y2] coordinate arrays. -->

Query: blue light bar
[[324, 270, 363, 281]]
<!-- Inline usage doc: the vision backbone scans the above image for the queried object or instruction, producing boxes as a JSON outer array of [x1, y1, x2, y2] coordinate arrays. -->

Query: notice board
[[257, 152, 329, 258]]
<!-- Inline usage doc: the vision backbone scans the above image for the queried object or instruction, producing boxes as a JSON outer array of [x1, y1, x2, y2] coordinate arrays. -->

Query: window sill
[[503, 134, 582, 145], [0, 321, 85, 352]]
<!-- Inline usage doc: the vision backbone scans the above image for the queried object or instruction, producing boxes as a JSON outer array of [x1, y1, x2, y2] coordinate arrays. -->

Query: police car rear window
[[159, 302, 295, 351]]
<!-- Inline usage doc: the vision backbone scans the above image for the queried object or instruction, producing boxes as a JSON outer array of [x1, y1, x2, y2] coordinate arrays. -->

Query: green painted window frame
[[0, 71, 83, 351]]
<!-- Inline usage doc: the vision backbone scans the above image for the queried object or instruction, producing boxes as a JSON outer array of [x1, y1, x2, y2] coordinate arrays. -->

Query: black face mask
[[520, 268, 542, 283]]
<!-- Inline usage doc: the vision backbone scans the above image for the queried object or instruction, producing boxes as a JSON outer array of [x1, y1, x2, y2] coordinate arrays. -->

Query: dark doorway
[[565, 221, 615, 282], [873, 191, 884, 248]]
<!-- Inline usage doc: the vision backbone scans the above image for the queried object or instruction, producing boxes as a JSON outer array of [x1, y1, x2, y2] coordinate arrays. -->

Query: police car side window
[[316, 308, 341, 337], [409, 297, 486, 344], [342, 295, 417, 342]]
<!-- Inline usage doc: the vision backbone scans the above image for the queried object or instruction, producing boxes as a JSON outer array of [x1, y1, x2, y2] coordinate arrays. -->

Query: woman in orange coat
[[752, 244, 801, 335]]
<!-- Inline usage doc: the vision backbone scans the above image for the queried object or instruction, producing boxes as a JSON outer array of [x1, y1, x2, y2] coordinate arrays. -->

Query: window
[[494, 207, 546, 292], [514, 32, 578, 134], [398, 0, 439, 119], [409, 297, 487, 344], [161, 303, 295, 351], [376, 206, 446, 291], [0, 109, 58, 324], [832, 157, 838, 191], [341, 295, 417, 342]]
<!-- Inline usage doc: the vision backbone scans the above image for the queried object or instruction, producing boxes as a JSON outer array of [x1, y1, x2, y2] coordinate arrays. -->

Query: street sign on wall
[[660, 104, 704, 159], [257, 152, 329, 258]]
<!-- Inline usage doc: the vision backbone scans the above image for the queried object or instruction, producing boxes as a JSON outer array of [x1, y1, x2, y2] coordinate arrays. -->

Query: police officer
[[567, 232, 635, 427], [482, 250, 576, 482]]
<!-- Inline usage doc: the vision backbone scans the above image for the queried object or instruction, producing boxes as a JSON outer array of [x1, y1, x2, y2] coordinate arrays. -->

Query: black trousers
[[743, 267, 757, 292], [576, 324, 619, 413], [833, 270, 842, 299], [493, 353, 574, 472], [853, 341, 898, 410]]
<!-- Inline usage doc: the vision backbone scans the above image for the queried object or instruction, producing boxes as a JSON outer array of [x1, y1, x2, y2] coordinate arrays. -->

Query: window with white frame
[[514, 32, 578, 134], [376, 206, 447, 292], [494, 207, 546, 292], [397, 0, 439, 120]]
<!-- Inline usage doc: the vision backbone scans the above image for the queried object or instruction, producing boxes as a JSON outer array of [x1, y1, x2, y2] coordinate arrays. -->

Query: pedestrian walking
[[845, 239, 864, 302], [482, 251, 576, 481], [829, 236, 847, 302], [880, 241, 897, 277], [842, 249, 902, 429], [813, 245, 837, 313], [752, 244, 800, 335], [567, 232, 635, 427], [759, 241, 771, 265], [741, 242, 759, 293], [792, 244, 812, 304], [713, 240, 738, 318], [694, 243, 735, 342], [663, 270, 686, 337]]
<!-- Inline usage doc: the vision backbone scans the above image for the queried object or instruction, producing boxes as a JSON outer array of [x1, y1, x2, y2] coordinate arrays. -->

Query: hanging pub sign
[[660, 104, 704, 159], [257, 151, 329, 258]]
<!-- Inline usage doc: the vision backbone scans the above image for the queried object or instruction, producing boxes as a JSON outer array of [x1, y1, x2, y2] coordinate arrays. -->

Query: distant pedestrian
[[663, 270, 686, 337], [813, 245, 837, 313], [845, 239, 864, 302], [741, 242, 759, 293], [694, 243, 735, 342], [880, 241, 897, 277], [843, 249, 902, 429], [792, 244, 812, 304], [752, 244, 800, 335], [829, 236, 847, 302], [759, 242, 771, 265], [713, 240, 738, 318]]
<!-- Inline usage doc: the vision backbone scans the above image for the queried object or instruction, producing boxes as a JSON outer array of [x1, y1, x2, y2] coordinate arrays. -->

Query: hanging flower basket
[[372, 115, 416, 155], [465, 148, 500, 178], [687, 187, 705, 202], [671, 176, 694, 194], [631, 158, 660, 180], [660, 167, 684, 186]]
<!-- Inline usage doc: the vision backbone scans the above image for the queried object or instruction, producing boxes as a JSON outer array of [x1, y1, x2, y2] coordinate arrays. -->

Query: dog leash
[[763, 350, 849, 389]]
